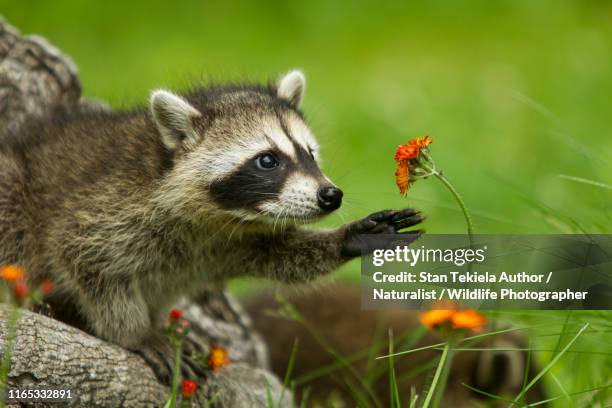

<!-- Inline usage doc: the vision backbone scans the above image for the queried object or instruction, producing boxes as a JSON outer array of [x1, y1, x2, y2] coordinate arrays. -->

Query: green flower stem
[[165, 338, 183, 408], [0, 305, 21, 408], [179, 395, 192, 408], [433, 171, 474, 240], [417, 159, 474, 243]]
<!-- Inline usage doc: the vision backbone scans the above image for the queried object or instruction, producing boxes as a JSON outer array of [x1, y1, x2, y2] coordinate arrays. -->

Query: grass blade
[[278, 338, 299, 406], [509, 322, 589, 407], [550, 373, 574, 408], [342, 374, 373, 408], [529, 382, 612, 406], [408, 387, 419, 408], [265, 379, 274, 408], [298, 387, 311, 408], [388, 328, 401, 408], [461, 383, 516, 403], [559, 174, 612, 191], [377, 325, 537, 360], [421, 342, 450, 408]]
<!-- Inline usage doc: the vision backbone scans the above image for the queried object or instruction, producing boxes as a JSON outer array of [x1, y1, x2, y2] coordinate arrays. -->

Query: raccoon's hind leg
[[77, 277, 207, 384], [77, 278, 152, 348]]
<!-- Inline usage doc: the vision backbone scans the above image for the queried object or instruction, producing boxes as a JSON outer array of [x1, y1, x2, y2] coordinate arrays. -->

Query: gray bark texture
[[0, 17, 290, 408]]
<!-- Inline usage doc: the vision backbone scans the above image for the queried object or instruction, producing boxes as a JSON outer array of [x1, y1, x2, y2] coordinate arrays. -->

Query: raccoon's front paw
[[341, 209, 424, 257], [132, 338, 207, 385]]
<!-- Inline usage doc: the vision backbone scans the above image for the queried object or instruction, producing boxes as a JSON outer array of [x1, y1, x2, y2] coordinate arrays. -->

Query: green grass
[[388, 329, 403, 408], [2, 1, 610, 406]]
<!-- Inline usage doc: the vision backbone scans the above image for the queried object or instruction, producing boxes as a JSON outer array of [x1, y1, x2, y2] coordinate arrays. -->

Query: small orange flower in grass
[[394, 136, 433, 195], [181, 379, 198, 398], [420, 301, 486, 333], [393, 134, 475, 242], [0, 264, 25, 282], [420, 309, 456, 330], [208, 343, 230, 373], [451, 309, 487, 330]]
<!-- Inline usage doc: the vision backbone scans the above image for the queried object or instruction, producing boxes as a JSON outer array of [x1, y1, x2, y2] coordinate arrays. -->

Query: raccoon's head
[[151, 70, 343, 225]]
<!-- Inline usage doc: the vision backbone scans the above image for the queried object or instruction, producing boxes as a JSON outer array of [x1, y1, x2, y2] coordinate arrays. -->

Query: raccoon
[[0, 70, 424, 382]]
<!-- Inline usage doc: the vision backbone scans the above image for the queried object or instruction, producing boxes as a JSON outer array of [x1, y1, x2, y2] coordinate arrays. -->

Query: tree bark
[[0, 303, 286, 408], [0, 17, 289, 407]]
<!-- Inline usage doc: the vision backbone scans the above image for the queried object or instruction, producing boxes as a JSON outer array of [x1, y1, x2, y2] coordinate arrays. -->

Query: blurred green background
[[4, 1, 610, 240], [3, 1, 611, 405], [6, 0, 610, 280]]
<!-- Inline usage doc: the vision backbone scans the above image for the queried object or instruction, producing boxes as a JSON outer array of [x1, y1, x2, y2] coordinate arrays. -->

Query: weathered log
[[0, 304, 285, 407]]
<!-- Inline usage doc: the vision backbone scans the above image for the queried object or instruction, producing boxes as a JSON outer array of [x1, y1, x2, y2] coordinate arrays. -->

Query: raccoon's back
[[5, 109, 168, 195], [0, 108, 170, 267]]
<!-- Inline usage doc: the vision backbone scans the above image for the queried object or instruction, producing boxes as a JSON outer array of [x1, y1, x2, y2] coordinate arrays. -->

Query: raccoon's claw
[[181, 353, 208, 380], [182, 336, 208, 380], [182, 334, 206, 356], [132, 345, 175, 385], [31, 302, 54, 318], [341, 208, 424, 257], [132, 337, 207, 385]]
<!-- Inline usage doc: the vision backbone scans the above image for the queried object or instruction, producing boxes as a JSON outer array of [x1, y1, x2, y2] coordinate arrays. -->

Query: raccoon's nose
[[317, 186, 343, 211]]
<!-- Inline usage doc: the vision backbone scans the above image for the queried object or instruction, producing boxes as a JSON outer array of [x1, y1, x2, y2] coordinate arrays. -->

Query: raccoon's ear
[[277, 70, 305, 109], [150, 89, 202, 150]]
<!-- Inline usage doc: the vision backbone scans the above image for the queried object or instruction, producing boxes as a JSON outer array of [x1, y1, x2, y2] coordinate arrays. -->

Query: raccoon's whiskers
[[281, 204, 294, 230], [336, 208, 347, 224], [225, 221, 244, 248], [272, 207, 285, 236], [202, 213, 243, 245], [225, 207, 270, 246], [340, 197, 370, 212]]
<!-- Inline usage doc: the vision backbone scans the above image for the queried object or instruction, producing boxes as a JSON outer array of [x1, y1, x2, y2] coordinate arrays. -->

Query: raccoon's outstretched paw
[[341, 208, 424, 257]]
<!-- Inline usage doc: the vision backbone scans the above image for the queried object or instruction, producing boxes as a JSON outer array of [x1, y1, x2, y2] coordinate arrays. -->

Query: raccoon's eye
[[256, 153, 279, 170]]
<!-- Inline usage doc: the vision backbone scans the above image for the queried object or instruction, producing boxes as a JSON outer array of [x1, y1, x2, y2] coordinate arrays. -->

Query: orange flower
[[420, 309, 455, 330], [394, 142, 420, 161], [394, 136, 433, 195], [0, 264, 25, 282], [451, 309, 486, 331], [394, 136, 432, 162], [208, 344, 230, 373], [415, 135, 432, 149], [181, 379, 198, 398], [420, 302, 486, 332], [394, 161, 410, 196]]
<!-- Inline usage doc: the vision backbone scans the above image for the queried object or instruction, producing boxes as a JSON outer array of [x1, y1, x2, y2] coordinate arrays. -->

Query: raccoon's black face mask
[[150, 70, 342, 223], [209, 140, 342, 222]]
